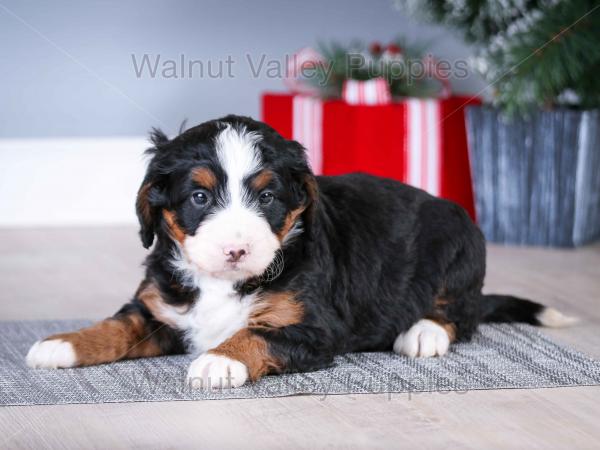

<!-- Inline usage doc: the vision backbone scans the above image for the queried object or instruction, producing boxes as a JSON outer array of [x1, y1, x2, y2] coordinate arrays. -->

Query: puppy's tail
[[480, 294, 578, 328]]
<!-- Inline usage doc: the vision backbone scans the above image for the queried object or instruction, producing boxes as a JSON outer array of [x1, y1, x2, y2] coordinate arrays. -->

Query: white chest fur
[[164, 276, 255, 355]]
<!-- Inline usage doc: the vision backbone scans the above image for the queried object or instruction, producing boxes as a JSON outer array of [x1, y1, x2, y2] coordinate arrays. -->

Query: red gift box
[[261, 93, 480, 219]]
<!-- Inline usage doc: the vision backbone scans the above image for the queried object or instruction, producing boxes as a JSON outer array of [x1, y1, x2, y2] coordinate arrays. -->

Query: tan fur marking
[[303, 174, 319, 220], [424, 315, 457, 343], [137, 281, 186, 327], [192, 167, 217, 189], [250, 291, 304, 328], [275, 174, 318, 241], [440, 322, 456, 342], [136, 182, 153, 225], [208, 291, 302, 381], [277, 207, 305, 241], [162, 209, 186, 243], [251, 170, 273, 191], [208, 329, 282, 381], [304, 175, 318, 202], [434, 296, 450, 307], [426, 294, 457, 342], [45, 314, 162, 366]]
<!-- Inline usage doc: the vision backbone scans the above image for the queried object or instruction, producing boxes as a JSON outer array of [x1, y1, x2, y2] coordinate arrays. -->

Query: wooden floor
[[1, 226, 599, 449]]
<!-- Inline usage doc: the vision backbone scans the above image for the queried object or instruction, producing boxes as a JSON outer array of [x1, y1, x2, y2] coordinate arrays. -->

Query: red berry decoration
[[369, 42, 383, 55], [386, 43, 402, 55]]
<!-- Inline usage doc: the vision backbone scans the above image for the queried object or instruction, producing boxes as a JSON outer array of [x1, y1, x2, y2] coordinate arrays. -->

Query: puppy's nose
[[223, 245, 249, 263]]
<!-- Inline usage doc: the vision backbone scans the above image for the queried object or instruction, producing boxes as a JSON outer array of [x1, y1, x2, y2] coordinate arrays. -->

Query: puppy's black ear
[[136, 176, 159, 249], [301, 173, 319, 224], [285, 140, 319, 230], [137, 129, 169, 249]]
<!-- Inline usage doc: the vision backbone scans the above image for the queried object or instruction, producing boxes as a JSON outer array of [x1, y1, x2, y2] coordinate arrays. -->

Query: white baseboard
[[0, 137, 150, 227]]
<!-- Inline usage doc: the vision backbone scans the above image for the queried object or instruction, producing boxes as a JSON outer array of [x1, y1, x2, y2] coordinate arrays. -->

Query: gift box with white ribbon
[[261, 93, 480, 219]]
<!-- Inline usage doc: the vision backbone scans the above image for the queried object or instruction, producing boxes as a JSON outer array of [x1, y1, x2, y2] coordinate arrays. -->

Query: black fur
[[118, 116, 543, 371], [117, 115, 553, 376], [261, 173, 489, 371], [480, 295, 545, 325]]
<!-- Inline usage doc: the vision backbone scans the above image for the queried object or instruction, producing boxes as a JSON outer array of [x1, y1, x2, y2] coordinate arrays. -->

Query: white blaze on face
[[183, 125, 280, 280]]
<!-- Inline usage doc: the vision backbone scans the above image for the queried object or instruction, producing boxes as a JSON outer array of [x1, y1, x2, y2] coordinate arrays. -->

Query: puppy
[[26, 115, 575, 389]]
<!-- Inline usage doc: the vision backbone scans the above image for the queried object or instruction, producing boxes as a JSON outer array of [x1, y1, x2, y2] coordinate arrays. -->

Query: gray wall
[[0, 0, 483, 138]]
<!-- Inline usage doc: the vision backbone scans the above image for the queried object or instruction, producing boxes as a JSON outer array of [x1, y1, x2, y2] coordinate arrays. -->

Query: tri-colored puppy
[[26, 115, 575, 389]]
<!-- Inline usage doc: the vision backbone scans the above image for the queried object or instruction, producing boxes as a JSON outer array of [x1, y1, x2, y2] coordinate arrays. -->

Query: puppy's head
[[136, 115, 317, 281]]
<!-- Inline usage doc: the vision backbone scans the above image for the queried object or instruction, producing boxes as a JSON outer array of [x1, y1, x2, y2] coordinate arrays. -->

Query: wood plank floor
[[1, 226, 599, 449]]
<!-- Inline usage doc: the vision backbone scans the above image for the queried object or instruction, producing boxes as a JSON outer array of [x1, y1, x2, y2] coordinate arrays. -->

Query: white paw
[[393, 319, 450, 358], [186, 353, 248, 390], [26, 339, 77, 369]]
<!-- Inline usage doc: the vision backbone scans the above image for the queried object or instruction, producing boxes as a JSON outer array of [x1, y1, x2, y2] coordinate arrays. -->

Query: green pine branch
[[397, 0, 600, 112], [303, 38, 443, 99], [492, 0, 600, 113]]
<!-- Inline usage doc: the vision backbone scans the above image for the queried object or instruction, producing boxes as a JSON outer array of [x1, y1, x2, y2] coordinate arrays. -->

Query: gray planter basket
[[466, 106, 600, 247]]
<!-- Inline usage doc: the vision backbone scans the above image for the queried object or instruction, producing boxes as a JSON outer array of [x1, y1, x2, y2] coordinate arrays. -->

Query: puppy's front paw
[[26, 339, 77, 369], [186, 353, 248, 390], [393, 319, 450, 358]]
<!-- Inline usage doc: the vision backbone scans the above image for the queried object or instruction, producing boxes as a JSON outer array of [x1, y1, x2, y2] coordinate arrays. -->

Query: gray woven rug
[[2, 320, 600, 406]]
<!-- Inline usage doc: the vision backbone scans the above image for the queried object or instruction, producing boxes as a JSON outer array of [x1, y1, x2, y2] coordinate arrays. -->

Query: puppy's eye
[[259, 191, 274, 206], [191, 190, 210, 207]]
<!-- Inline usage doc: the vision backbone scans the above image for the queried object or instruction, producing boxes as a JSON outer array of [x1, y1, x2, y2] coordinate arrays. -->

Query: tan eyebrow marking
[[251, 169, 273, 191], [192, 167, 217, 189]]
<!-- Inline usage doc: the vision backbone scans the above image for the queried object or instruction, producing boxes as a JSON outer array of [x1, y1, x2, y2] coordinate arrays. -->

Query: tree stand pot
[[466, 106, 600, 247]]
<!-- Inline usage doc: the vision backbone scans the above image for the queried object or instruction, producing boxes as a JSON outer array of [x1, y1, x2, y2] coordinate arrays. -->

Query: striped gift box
[[262, 93, 480, 219], [342, 78, 392, 106]]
